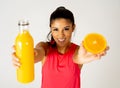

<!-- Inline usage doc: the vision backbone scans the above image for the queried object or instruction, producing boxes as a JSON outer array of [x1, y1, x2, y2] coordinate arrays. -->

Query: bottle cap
[[18, 19, 29, 26]]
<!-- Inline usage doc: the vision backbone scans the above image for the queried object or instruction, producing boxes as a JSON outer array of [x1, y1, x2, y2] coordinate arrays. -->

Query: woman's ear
[[72, 24, 76, 32]]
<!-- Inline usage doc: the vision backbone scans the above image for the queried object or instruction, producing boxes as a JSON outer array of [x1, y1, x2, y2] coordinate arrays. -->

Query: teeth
[[58, 38, 65, 42]]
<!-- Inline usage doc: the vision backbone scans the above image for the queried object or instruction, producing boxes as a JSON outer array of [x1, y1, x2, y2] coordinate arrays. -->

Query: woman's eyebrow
[[64, 26, 70, 28], [51, 27, 57, 29]]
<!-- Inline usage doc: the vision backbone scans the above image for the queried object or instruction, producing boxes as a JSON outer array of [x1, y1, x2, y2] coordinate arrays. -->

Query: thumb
[[12, 45, 16, 50], [79, 41, 87, 55]]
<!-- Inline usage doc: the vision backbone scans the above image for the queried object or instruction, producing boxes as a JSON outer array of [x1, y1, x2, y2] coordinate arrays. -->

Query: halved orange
[[83, 33, 107, 54]]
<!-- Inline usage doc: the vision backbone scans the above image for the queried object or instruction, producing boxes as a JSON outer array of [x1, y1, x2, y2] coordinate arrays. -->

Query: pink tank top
[[41, 43, 81, 88]]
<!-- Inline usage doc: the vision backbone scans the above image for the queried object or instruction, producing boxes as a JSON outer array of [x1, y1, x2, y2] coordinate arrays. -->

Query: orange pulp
[[83, 33, 107, 54]]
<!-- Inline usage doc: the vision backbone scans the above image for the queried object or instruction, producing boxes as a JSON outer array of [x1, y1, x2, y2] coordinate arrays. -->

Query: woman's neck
[[56, 42, 72, 54]]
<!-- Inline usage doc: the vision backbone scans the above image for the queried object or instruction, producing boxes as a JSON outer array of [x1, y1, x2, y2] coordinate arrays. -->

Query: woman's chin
[[57, 41, 66, 47]]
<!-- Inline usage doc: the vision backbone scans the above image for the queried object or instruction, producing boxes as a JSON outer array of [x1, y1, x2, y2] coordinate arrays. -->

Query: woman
[[12, 6, 109, 88]]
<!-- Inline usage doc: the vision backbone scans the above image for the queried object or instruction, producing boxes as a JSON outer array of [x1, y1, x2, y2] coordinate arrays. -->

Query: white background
[[0, 0, 120, 88]]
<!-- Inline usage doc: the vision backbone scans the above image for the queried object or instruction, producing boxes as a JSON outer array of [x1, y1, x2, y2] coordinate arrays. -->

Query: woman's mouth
[[57, 38, 66, 42]]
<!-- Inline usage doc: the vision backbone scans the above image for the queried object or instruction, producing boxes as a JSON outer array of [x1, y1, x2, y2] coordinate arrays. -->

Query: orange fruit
[[83, 33, 107, 54]]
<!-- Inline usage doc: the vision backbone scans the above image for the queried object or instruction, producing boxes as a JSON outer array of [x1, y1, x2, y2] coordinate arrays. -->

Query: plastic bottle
[[83, 33, 107, 54], [15, 20, 34, 83]]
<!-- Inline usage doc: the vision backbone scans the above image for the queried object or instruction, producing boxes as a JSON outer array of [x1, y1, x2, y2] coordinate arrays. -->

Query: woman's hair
[[49, 6, 75, 27], [47, 6, 75, 47]]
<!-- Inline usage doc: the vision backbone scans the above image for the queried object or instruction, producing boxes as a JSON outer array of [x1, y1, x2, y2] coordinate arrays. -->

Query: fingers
[[89, 48, 108, 61], [105, 46, 110, 51], [12, 45, 16, 51], [12, 52, 21, 69], [98, 45, 109, 56], [95, 54, 102, 60], [101, 51, 106, 56], [94, 47, 109, 60]]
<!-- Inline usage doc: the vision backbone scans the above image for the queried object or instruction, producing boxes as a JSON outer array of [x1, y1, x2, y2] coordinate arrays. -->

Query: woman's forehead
[[51, 18, 72, 26]]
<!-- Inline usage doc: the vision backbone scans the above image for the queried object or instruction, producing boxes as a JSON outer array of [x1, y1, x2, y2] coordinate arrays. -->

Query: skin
[[12, 18, 109, 69]]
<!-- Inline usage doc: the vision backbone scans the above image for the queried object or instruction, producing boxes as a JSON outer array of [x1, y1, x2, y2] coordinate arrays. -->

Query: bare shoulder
[[36, 41, 49, 49], [35, 41, 50, 54]]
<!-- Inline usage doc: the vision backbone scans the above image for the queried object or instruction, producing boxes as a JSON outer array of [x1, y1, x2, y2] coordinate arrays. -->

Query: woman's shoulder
[[72, 42, 80, 48], [36, 41, 49, 48], [35, 41, 50, 54]]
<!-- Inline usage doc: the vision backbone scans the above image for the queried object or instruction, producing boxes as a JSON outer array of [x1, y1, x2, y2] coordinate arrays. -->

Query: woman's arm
[[34, 42, 49, 63], [12, 41, 49, 68], [73, 43, 109, 65]]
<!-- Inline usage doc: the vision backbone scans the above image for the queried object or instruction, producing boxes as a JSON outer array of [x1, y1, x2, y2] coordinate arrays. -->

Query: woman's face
[[50, 18, 75, 47]]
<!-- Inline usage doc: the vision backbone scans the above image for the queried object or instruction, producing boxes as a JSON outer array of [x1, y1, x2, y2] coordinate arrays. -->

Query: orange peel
[[83, 33, 107, 54]]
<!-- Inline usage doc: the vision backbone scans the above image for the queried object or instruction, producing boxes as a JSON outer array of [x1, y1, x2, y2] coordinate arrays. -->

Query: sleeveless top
[[41, 43, 81, 88]]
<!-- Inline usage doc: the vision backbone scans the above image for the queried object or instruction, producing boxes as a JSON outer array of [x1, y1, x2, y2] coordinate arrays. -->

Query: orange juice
[[15, 20, 34, 83], [83, 33, 107, 54]]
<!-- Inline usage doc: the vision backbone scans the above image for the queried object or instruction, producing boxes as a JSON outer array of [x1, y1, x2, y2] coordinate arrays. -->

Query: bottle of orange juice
[[83, 33, 107, 54], [15, 20, 34, 83]]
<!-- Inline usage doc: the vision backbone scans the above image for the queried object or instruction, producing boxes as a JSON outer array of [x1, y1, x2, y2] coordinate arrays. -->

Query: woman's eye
[[64, 27, 69, 30], [53, 28, 58, 31]]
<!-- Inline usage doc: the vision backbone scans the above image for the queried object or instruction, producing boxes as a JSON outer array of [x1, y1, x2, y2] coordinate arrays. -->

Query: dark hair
[[49, 6, 75, 27], [47, 6, 75, 47]]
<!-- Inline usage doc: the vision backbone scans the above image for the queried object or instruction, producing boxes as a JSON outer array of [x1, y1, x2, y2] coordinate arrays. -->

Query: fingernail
[[16, 58, 19, 61], [16, 67, 19, 69], [17, 63, 20, 66]]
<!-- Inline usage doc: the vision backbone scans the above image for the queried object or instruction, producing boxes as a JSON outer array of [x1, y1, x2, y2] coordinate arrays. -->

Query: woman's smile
[[57, 38, 66, 42], [51, 18, 75, 47]]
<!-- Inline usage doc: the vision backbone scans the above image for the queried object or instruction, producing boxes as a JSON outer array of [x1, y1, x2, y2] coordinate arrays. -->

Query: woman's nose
[[58, 30, 64, 37]]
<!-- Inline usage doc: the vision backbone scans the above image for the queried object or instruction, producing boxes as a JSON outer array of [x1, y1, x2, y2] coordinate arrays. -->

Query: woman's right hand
[[12, 45, 21, 69]]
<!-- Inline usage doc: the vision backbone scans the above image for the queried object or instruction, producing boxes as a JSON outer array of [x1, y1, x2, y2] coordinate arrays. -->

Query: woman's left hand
[[75, 42, 109, 64]]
